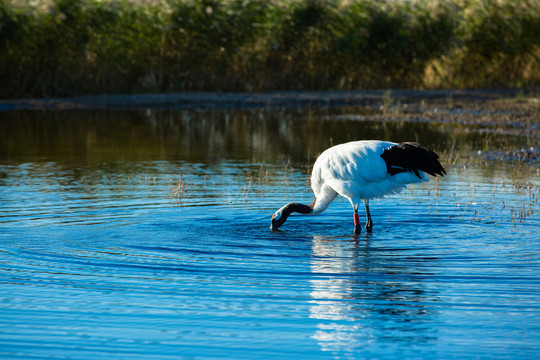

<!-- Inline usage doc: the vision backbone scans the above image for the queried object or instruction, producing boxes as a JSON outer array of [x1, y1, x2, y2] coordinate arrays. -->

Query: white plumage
[[270, 140, 446, 234]]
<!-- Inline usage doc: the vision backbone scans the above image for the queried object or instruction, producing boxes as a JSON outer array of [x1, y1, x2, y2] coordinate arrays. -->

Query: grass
[[1, 0, 539, 99], [168, 174, 188, 203]]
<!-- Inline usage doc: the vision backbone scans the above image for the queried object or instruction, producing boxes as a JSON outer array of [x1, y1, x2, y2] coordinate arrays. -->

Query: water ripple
[[1, 118, 539, 359]]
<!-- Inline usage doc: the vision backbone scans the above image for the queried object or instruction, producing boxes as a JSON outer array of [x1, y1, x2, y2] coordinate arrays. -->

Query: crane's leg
[[353, 208, 361, 234], [346, 197, 362, 234], [364, 199, 373, 233]]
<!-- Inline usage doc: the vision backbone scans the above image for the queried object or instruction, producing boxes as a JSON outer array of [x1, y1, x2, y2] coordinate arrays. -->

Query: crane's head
[[270, 210, 286, 231]]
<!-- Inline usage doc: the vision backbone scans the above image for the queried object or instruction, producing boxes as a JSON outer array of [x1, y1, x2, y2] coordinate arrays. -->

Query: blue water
[[0, 109, 539, 359]]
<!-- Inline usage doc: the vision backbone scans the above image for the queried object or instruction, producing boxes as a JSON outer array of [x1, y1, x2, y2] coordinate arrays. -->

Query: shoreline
[[0, 89, 525, 111]]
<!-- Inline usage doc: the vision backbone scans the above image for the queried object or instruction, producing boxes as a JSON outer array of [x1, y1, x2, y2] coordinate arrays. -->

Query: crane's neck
[[282, 202, 314, 215], [270, 198, 317, 231]]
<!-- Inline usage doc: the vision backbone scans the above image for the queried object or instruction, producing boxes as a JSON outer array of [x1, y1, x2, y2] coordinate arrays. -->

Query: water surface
[[1, 108, 539, 359]]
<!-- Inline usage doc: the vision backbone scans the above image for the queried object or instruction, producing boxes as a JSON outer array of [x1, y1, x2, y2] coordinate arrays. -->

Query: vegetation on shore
[[1, 0, 539, 98]]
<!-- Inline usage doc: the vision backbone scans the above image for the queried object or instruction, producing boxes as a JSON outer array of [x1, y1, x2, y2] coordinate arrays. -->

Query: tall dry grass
[[1, 0, 539, 98]]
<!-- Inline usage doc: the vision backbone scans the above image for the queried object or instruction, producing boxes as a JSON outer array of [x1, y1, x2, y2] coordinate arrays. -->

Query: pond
[[0, 104, 539, 359]]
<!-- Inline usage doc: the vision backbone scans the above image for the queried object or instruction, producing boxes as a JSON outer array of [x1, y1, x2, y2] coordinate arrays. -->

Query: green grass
[[1, 0, 539, 98]]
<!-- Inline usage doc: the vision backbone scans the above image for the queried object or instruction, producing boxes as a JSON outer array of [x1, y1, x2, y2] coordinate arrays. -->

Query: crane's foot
[[365, 222, 373, 233], [354, 224, 362, 234]]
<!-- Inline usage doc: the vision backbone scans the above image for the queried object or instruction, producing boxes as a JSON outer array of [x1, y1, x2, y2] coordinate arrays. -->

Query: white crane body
[[271, 140, 446, 234]]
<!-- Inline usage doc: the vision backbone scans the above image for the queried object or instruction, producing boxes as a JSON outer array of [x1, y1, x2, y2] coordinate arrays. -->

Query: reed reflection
[[309, 235, 438, 355], [1, 108, 451, 168]]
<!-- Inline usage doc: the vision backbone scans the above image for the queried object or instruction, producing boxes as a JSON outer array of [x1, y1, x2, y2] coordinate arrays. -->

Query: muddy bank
[[330, 91, 540, 140], [0, 89, 526, 111]]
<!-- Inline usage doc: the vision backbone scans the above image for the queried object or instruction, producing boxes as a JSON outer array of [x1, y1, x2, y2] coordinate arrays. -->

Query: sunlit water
[[1, 109, 539, 359]]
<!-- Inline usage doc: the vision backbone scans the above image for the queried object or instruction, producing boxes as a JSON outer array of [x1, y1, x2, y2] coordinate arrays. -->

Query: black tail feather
[[381, 142, 446, 179]]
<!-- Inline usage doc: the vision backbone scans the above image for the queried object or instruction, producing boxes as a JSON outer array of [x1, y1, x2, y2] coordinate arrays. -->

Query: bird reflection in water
[[308, 235, 439, 356]]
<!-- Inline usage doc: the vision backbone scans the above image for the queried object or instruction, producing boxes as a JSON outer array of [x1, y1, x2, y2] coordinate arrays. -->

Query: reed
[[1, 0, 539, 98], [168, 175, 188, 202]]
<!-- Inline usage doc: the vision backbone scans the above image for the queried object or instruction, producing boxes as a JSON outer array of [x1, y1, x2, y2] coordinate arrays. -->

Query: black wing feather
[[380, 142, 446, 179]]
